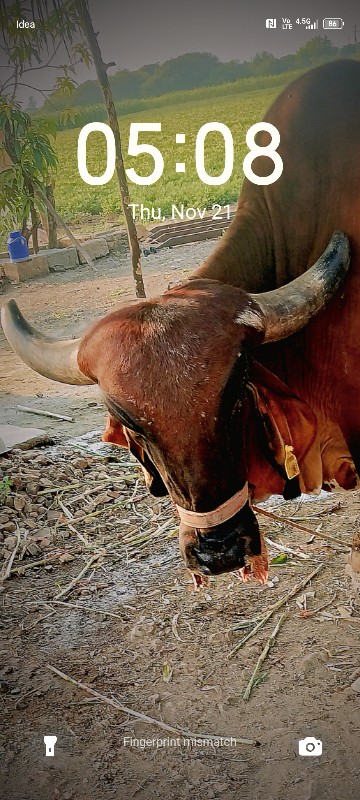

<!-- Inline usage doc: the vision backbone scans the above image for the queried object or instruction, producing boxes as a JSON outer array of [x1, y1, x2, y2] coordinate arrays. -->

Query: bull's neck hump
[[191, 200, 276, 294]]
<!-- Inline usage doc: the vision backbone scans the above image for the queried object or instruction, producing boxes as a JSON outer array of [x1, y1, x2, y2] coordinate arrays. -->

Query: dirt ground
[[0, 240, 216, 440], [1, 243, 360, 800]]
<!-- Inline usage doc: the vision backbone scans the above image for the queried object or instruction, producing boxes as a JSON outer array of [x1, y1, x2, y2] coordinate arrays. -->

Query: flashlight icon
[[44, 735, 57, 757]]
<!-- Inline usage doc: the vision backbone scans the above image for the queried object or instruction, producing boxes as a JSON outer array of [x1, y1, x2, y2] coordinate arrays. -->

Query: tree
[[251, 51, 276, 76], [295, 36, 337, 67], [0, 0, 92, 257], [0, 1, 89, 103], [0, 0, 145, 294], [25, 95, 37, 113], [0, 100, 58, 252]]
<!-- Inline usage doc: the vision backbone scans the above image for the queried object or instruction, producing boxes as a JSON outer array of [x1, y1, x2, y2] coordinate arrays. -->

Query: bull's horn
[[251, 231, 350, 343], [1, 299, 94, 385]]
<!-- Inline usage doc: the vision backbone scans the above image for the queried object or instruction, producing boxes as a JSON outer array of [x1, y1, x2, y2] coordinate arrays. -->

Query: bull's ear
[[248, 362, 323, 494], [102, 414, 128, 448]]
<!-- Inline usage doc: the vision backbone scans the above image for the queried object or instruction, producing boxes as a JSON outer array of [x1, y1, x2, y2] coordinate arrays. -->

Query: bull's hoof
[[191, 572, 209, 591]]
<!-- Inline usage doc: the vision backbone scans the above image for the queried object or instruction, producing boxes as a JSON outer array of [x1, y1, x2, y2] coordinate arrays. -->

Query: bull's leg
[[343, 432, 360, 485], [320, 422, 360, 491]]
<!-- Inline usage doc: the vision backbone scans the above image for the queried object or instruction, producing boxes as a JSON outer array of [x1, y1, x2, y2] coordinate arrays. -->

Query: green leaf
[[13, 140, 21, 161], [33, 147, 44, 171], [59, 107, 77, 126], [270, 554, 288, 565], [72, 41, 92, 68], [55, 75, 76, 97]]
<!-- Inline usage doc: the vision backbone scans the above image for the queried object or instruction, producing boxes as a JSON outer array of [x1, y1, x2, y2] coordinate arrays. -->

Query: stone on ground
[[0, 425, 50, 454]]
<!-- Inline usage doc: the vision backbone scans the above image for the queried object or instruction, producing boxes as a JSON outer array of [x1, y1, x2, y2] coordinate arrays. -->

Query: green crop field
[[54, 84, 282, 226]]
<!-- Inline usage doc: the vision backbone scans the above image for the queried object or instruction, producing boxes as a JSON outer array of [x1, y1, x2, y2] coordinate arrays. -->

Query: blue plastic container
[[7, 230, 30, 262]]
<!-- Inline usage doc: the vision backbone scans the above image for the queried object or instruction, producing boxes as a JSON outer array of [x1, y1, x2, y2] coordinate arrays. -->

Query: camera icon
[[298, 737, 322, 757]]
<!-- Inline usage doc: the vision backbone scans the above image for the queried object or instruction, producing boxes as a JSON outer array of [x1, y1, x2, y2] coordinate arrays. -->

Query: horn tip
[[1, 299, 20, 328]]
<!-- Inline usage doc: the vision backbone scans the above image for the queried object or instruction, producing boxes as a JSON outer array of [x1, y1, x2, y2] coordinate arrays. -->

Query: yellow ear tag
[[284, 444, 300, 480]]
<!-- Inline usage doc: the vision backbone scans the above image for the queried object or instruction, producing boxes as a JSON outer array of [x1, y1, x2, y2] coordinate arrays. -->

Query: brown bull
[[2, 59, 360, 588]]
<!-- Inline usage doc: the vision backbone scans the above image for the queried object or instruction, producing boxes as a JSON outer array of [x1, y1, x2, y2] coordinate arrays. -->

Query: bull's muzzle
[[179, 502, 263, 578]]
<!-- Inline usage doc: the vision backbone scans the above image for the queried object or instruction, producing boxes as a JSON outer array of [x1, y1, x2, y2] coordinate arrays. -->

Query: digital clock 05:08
[[77, 121, 283, 188]]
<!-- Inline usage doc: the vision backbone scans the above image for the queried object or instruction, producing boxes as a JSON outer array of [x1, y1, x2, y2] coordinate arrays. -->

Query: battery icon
[[323, 18, 344, 29]]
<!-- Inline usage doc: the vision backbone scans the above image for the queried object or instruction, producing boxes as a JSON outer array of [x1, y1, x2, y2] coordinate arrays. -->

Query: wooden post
[[78, 0, 146, 298], [34, 186, 95, 270]]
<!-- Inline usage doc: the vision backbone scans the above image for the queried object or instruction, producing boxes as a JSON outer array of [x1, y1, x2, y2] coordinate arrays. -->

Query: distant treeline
[[40, 37, 360, 128], [45, 71, 304, 130]]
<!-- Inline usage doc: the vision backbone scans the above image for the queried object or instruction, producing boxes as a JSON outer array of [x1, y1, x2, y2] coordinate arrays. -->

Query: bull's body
[[3, 59, 360, 584], [195, 59, 360, 482]]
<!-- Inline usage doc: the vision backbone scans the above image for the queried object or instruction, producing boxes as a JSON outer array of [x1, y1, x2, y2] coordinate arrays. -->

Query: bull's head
[[1, 232, 350, 586]]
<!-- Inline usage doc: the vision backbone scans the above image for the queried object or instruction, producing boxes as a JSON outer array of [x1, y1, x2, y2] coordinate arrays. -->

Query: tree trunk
[[30, 208, 39, 253], [46, 183, 58, 248], [78, 0, 145, 298]]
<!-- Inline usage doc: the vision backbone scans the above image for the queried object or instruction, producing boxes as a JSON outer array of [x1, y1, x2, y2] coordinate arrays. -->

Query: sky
[[89, 0, 358, 72], [1, 0, 359, 104]]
